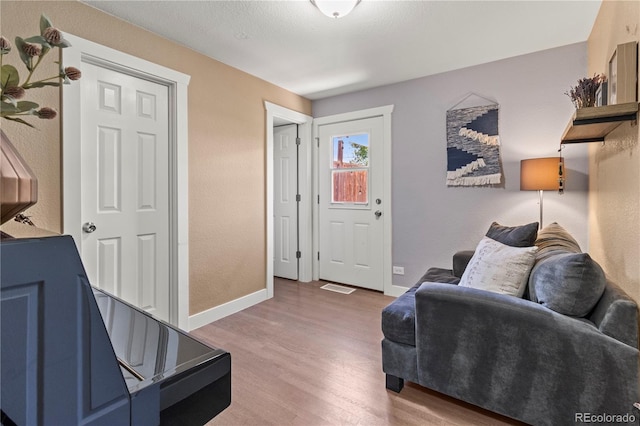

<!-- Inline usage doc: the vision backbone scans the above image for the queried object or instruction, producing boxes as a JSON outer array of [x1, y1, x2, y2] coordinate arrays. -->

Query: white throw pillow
[[459, 236, 538, 297]]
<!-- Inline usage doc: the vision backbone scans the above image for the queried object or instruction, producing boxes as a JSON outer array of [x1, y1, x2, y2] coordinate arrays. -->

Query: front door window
[[331, 133, 369, 204]]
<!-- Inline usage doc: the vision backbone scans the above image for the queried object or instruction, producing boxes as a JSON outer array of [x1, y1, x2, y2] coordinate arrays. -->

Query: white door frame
[[265, 102, 313, 297], [62, 34, 191, 329], [313, 105, 402, 297]]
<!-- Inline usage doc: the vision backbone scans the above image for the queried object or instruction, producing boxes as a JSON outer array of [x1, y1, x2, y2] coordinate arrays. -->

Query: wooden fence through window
[[332, 170, 368, 203]]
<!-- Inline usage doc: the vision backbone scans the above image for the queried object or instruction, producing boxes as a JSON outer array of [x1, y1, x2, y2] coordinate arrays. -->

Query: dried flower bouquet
[[1, 14, 81, 127]]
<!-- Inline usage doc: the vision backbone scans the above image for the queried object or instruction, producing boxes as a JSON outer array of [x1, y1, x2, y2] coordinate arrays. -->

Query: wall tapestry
[[446, 96, 502, 187]]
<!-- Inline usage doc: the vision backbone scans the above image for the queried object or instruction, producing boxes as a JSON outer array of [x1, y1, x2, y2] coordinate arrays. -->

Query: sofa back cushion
[[528, 252, 606, 317], [527, 223, 606, 317], [485, 221, 539, 247], [459, 236, 538, 298], [534, 222, 581, 260]]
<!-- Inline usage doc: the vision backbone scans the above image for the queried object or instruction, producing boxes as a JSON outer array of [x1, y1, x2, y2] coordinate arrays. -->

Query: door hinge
[[296, 251, 301, 259], [317, 195, 320, 204], [296, 137, 301, 146], [296, 194, 301, 202], [317, 252, 320, 261], [315, 137, 319, 148]]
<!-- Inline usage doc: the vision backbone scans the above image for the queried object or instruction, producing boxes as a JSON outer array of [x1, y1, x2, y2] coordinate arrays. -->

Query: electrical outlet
[[392, 266, 405, 275]]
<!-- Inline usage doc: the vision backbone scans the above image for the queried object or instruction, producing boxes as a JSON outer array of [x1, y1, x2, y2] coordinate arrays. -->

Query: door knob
[[83, 222, 97, 233], [375, 210, 382, 218]]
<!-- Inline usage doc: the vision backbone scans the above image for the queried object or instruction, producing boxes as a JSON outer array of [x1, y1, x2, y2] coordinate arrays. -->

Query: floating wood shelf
[[561, 102, 639, 144]]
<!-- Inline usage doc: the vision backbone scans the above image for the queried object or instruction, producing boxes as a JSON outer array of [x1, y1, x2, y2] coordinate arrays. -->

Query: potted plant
[[0, 14, 81, 225]]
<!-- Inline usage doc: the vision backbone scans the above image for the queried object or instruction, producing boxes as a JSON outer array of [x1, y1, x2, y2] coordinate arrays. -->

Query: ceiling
[[84, 0, 602, 100]]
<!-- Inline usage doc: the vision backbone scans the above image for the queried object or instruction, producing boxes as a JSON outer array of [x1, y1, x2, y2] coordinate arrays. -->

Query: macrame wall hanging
[[446, 93, 503, 187]]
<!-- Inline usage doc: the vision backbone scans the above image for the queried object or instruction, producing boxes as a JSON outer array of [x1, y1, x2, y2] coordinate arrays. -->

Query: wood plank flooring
[[191, 278, 523, 426]]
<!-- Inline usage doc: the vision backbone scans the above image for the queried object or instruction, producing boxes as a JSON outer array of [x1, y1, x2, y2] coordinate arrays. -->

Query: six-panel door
[[80, 62, 170, 322]]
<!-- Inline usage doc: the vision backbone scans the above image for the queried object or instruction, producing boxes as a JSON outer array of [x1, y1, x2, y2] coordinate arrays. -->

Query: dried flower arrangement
[[1, 14, 81, 127], [565, 74, 605, 109]]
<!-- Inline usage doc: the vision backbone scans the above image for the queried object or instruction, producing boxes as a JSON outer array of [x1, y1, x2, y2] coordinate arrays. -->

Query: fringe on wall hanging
[[446, 93, 503, 187]]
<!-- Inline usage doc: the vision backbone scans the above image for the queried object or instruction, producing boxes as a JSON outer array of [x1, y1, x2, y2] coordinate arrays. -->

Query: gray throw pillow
[[485, 221, 539, 247], [528, 251, 606, 317]]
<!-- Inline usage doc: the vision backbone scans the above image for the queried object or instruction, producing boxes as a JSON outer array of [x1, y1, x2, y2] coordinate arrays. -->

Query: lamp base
[[538, 190, 543, 229]]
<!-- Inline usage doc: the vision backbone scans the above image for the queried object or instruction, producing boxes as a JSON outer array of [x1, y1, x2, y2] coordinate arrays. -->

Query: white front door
[[79, 62, 170, 322], [318, 117, 384, 291], [274, 124, 299, 280]]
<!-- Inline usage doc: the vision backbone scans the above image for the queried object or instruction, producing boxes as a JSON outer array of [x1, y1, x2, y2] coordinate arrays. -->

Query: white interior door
[[274, 124, 299, 280], [318, 117, 384, 291], [79, 62, 170, 322]]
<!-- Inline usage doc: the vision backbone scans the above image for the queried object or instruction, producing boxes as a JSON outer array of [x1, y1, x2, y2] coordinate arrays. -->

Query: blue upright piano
[[1, 235, 231, 425]]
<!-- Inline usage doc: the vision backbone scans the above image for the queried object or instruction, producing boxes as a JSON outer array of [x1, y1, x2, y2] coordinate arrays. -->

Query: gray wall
[[312, 43, 590, 288]]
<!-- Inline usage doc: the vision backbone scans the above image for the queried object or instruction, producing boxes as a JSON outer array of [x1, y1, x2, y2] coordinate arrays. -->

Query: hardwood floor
[[191, 278, 522, 426]]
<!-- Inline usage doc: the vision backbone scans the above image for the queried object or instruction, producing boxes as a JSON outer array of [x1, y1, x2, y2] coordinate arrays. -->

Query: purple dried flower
[[37, 107, 57, 119], [64, 66, 82, 81], [3, 86, 26, 99], [0, 36, 11, 54], [42, 27, 61, 45], [565, 74, 605, 109], [22, 41, 42, 57]]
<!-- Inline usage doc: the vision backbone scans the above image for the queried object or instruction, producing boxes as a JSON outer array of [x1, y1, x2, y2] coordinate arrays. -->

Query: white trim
[[387, 284, 410, 298], [265, 102, 313, 298], [174, 83, 190, 330], [312, 105, 394, 126], [312, 105, 395, 296], [188, 289, 268, 331], [62, 34, 191, 330]]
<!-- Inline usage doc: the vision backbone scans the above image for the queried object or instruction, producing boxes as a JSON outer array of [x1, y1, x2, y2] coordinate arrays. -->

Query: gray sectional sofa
[[381, 222, 639, 425]]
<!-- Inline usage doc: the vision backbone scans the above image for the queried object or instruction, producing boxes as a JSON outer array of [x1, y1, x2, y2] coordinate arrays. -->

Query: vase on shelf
[[0, 128, 38, 225]]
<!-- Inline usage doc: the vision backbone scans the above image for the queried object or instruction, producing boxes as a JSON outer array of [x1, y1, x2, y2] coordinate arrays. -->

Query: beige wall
[[0, 1, 312, 315], [587, 0, 640, 304]]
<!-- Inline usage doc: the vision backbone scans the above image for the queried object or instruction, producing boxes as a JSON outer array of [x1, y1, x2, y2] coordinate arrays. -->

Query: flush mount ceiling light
[[311, 0, 361, 19]]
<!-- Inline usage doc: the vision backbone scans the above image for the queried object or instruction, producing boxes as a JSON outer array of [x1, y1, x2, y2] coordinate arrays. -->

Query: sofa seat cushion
[[382, 268, 460, 346], [382, 284, 420, 346]]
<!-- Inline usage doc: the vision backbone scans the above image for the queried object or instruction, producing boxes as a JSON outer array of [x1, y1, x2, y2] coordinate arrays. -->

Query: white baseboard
[[187, 288, 268, 331], [385, 284, 410, 298]]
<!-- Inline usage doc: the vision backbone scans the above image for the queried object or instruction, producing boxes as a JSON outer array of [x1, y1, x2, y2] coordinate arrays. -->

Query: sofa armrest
[[452, 250, 474, 278], [414, 283, 639, 425], [588, 279, 639, 349]]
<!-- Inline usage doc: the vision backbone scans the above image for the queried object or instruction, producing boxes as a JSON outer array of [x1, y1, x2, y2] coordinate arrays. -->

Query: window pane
[[332, 134, 369, 168], [332, 170, 368, 204]]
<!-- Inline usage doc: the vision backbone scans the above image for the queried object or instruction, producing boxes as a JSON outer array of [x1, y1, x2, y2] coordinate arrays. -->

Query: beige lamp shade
[[520, 157, 563, 191]]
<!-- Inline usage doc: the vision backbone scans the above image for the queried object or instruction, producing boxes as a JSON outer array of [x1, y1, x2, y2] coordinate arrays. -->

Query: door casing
[[265, 102, 313, 297], [62, 34, 191, 329]]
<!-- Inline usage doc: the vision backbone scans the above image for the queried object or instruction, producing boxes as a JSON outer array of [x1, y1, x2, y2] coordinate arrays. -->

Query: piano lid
[[93, 289, 226, 395]]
